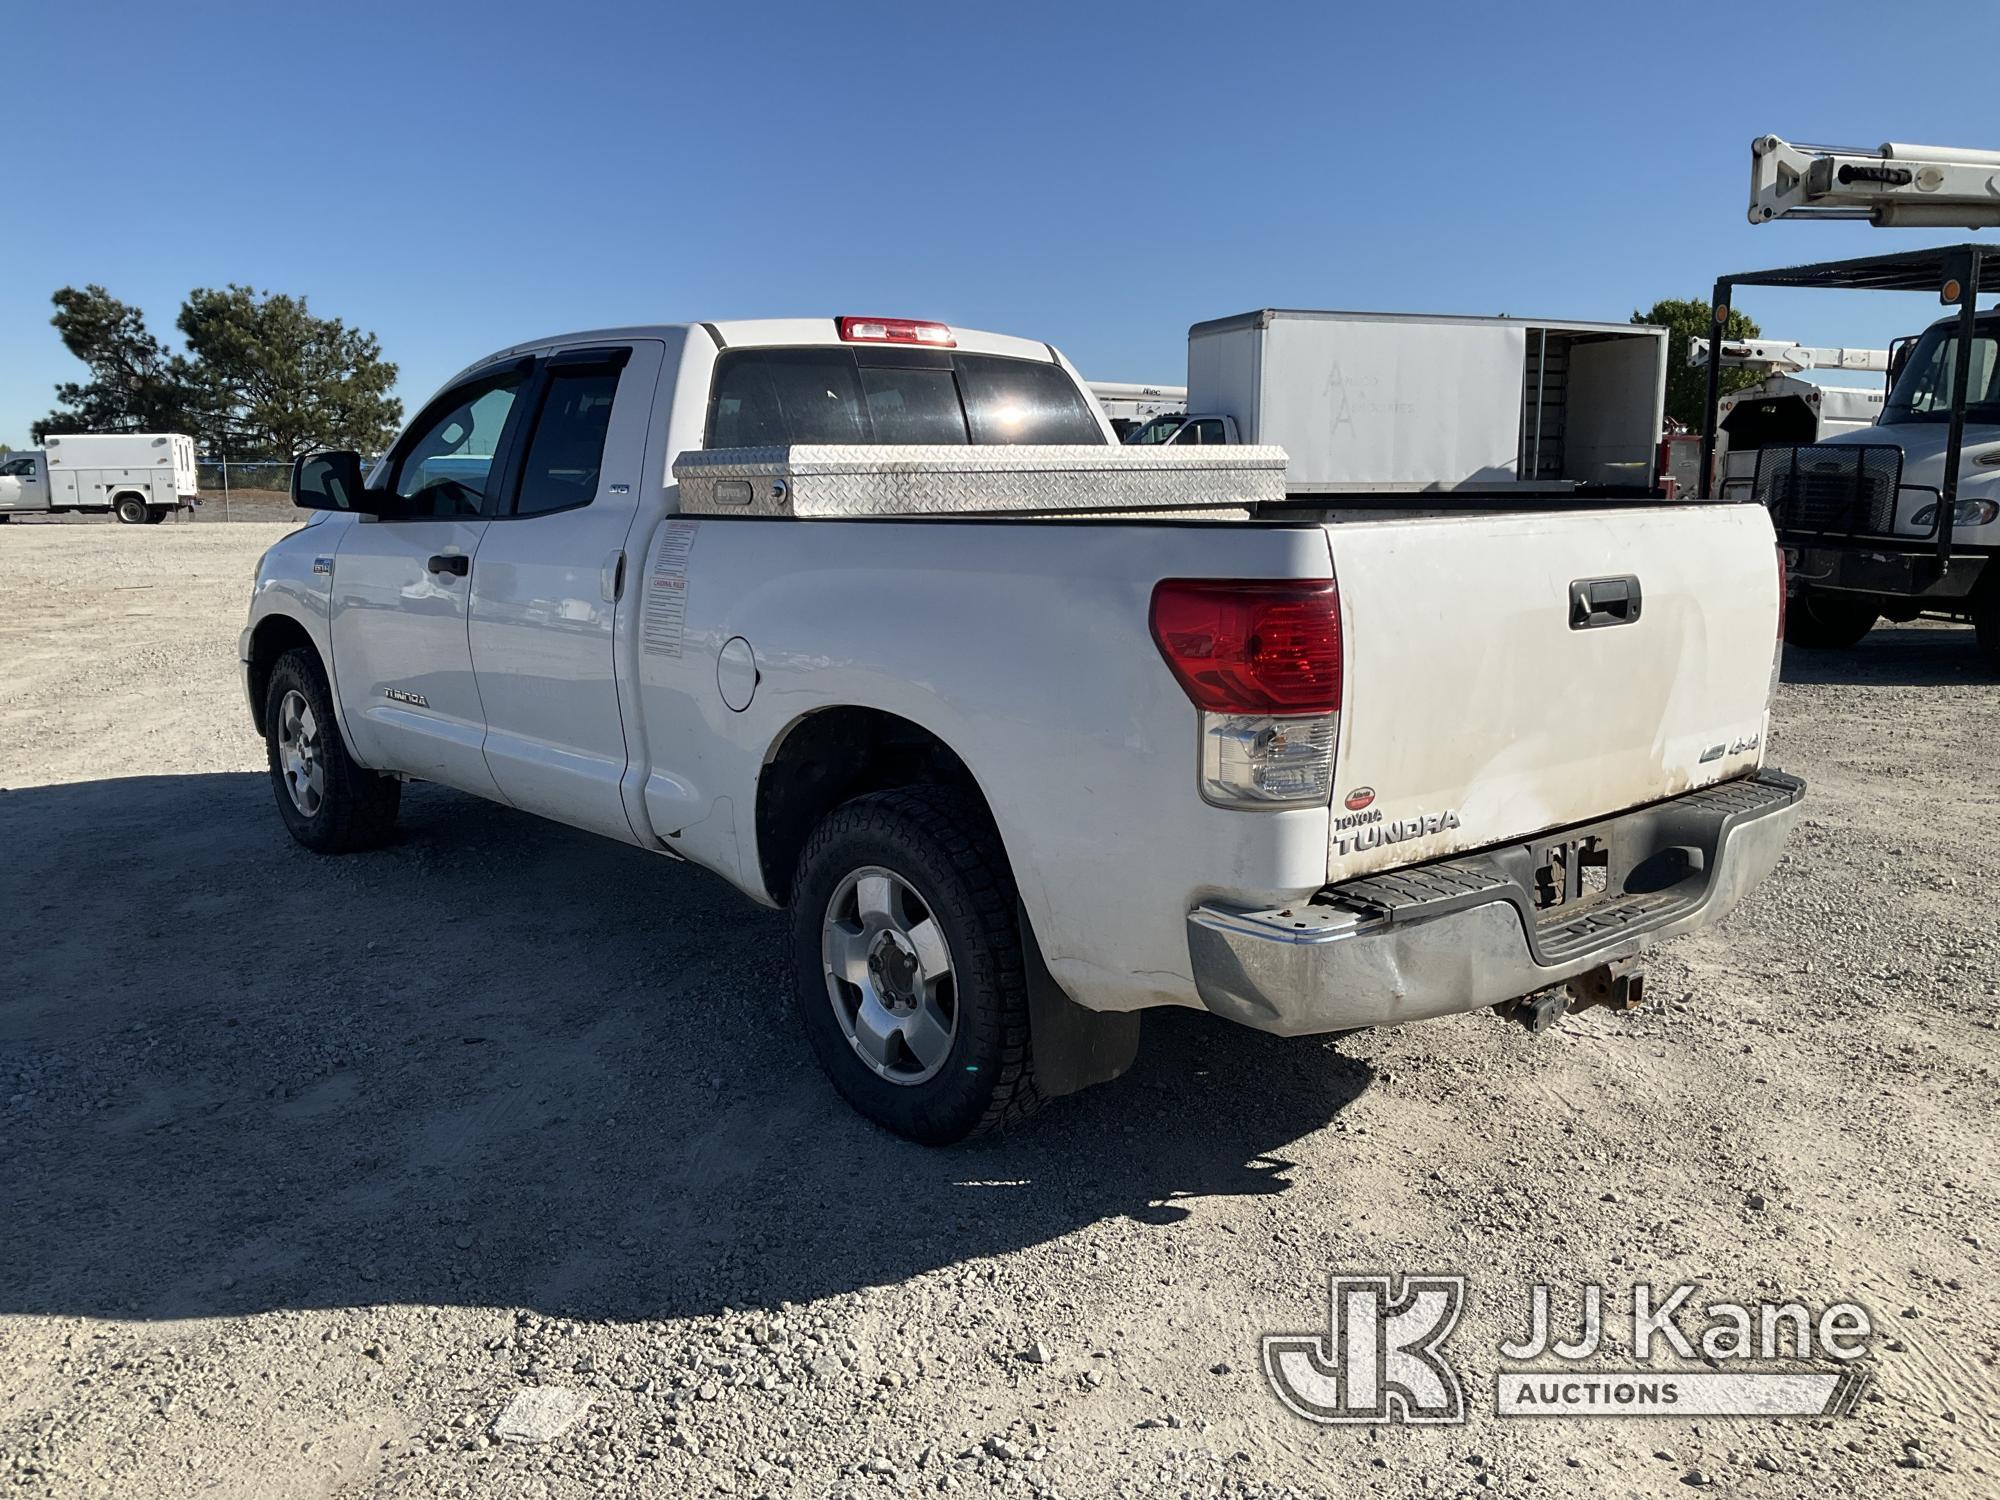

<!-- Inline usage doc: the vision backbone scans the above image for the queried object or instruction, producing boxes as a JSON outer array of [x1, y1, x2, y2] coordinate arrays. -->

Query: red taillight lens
[[836, 316, 956, 348], [1149, 579, 1342, 715], [1775, 543, 1787, 640]]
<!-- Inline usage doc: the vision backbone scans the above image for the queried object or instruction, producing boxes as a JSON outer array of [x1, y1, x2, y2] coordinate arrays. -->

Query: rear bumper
[[1186, 770, 1805, 1037]]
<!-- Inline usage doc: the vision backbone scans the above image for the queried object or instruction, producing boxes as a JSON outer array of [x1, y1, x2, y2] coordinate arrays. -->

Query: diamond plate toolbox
[[672, 444, 1290, 518]]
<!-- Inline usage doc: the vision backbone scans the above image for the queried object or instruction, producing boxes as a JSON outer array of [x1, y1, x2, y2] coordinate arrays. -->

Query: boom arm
[[1688, 338, 1889, 374], [1751, 136, 2000, 227]]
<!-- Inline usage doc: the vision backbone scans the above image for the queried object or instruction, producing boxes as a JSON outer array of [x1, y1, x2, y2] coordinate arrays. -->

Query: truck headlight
[[1910, 498, 2000, 528]]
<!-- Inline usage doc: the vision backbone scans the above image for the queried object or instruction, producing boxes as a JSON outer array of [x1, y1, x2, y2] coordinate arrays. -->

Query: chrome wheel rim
[[276, 689, 326, 818], [822, 865, 958, 1086]]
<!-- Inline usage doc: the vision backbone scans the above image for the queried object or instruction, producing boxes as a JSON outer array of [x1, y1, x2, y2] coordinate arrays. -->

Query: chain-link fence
[[194, 460, 297, 521], [189, 457, 388, 520]]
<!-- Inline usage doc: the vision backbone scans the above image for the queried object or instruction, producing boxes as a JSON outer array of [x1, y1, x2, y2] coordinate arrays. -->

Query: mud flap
[[1018, 903, 1141, 1098]]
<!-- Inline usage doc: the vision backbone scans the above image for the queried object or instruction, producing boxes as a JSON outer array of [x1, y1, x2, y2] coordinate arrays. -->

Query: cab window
[[389, 375, 525, 517]]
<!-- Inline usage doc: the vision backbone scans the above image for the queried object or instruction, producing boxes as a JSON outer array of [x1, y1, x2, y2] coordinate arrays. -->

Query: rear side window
[[707, 348, 1104, 447], [515, 369, 619, 516]]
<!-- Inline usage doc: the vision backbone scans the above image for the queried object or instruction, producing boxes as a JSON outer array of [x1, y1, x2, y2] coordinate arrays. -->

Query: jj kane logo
[[1264, 1275, 1466, 1424], [1265, 1274, 1872, 1425]]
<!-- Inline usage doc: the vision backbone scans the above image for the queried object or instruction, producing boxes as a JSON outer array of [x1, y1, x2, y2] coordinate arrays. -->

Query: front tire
[[788, 788, 1041, 1144], [263, 647, 401, 853], [114, 495, 148, 525], [1785, 591, 1877, 650]]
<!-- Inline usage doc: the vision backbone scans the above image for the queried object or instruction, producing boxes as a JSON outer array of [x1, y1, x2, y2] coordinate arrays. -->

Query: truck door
[[329, 365, 528, 798], [466, 340, 664, 842], [0, 453, 47, 512]]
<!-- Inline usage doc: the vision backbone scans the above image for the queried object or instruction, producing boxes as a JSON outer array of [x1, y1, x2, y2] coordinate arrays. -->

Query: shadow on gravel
[[0, 773, 1369, 1325], [1781, 624, 1992, 688]]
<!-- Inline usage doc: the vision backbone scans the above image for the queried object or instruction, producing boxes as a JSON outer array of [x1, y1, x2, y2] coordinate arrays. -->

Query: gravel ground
[[2, 524, 1997, 1499]]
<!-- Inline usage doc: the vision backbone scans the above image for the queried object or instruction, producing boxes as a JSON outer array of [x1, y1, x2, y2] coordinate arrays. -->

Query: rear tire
[[1785, 591, 1877, 650], [114, 495, 148, 525], [263, 647, 401, 853], [788, 787, 1041, 1144], [144, 505, 167, 524]]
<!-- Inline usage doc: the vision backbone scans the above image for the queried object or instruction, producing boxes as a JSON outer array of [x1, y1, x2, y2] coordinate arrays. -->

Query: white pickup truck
[[241, 316, 1803, 1143]]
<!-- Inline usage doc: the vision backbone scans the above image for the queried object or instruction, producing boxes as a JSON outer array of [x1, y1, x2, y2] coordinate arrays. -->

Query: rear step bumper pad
[[1185, 770, 1805, 1037]]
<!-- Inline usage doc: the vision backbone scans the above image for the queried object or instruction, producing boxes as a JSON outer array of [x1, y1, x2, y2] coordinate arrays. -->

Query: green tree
[[31, 284, 402, 457], [32, 286, 198, 441], [1633, 297, 1764, 431], [177, 285, 402, 459]]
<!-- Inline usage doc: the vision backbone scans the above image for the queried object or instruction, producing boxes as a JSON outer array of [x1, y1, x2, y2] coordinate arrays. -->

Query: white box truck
[[1131, 310, 1668, 495], [0, 433, 199, 523]]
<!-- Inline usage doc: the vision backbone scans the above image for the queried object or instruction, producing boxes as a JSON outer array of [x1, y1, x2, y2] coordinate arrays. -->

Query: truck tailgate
[[1325, 503, 1779, 880]]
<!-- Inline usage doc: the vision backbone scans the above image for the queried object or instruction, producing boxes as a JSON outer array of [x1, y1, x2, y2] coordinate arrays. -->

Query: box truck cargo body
[[1186, 310, 1668, 493]]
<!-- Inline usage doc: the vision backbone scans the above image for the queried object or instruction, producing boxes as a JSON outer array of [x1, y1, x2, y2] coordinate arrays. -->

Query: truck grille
[[1753, 443, 1903, 537]]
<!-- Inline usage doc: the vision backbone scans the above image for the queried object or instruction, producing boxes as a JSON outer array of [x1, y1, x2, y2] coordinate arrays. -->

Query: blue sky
[[6, 0, 1998, 444]]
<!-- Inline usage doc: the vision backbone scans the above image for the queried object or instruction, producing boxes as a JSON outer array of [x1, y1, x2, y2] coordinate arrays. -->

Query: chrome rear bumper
[[1186, 771, 1805, 1037]]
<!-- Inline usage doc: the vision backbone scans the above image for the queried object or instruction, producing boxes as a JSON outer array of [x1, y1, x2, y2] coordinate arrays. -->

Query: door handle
[[1569, 575, 1641, 629], [427, 553, 470, 577]]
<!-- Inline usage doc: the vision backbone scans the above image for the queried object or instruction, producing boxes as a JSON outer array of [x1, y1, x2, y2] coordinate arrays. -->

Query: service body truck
[[1086, 381, 1185, 440], [243, 316, 1800, 1143], [0, 433, 199, 523], [1125, 310, 1669, 495]]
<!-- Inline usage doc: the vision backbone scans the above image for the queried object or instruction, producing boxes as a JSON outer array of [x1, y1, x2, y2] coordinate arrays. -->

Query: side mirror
[[1887, 335, 1918, 388], [292, 450, 370, 512]]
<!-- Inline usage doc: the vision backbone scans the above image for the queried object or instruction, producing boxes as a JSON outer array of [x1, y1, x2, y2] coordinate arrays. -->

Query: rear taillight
[[836, 316, 955, 348], [1151, 580, 1342, 808], [1149, 579, 1342, 715]]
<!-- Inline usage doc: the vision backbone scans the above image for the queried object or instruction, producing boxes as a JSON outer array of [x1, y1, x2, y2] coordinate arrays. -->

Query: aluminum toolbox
[[672, 444, 1290, 519]]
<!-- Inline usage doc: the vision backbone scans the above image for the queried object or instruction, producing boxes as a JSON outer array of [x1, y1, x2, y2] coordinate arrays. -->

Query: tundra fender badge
[[1344, 787, 1376, 811], [383, 688, 429, 708]]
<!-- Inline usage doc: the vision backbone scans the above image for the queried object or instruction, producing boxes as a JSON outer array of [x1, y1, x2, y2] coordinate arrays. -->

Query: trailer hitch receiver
[[1500, 960, 1646, 1036]]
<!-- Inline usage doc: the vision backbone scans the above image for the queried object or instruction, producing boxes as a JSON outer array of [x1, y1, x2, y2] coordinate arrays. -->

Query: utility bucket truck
[[1711, 136, 2000, 661], [1086, 381, 1186, 440]]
